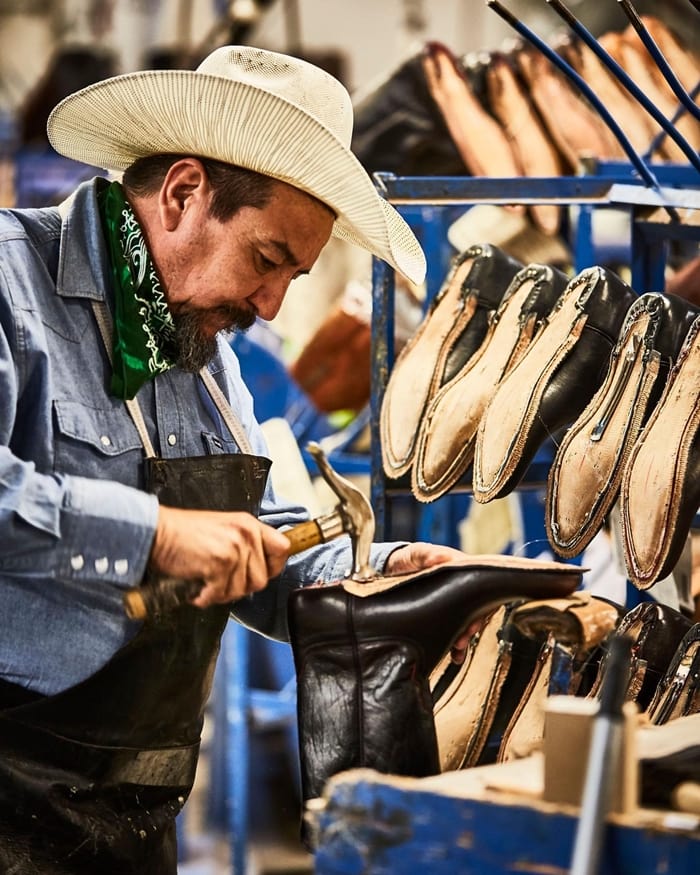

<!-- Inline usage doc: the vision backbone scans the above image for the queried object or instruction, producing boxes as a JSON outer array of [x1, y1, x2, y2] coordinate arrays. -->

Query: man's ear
[[159, 158, 209, 231]]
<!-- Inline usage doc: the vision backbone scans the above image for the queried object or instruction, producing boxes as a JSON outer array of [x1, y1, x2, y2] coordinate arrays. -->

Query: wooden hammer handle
[[283, 518, 324, 554]]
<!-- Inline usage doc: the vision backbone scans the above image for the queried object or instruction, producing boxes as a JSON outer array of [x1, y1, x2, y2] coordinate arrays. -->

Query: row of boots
[[380, 242, 700, 591], [288, 573, 700, 846]]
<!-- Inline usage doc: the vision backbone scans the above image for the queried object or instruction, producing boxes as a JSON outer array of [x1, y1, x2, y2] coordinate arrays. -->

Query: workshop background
[[0, 1, 698, 874]]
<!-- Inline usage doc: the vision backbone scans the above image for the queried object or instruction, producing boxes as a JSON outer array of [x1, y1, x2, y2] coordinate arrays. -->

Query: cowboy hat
[[46, 45, 426, 286]]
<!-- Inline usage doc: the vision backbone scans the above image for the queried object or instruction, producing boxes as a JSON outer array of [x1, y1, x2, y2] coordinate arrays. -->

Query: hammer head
[[307, 442, 376, 580]]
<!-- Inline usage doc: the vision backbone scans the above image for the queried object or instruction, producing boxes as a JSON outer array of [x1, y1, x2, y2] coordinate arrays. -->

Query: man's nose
[[249, 277, 291, 321]]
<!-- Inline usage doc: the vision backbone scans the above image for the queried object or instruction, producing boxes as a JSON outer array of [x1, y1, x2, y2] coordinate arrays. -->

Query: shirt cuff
[[56, 475, 159, 587]]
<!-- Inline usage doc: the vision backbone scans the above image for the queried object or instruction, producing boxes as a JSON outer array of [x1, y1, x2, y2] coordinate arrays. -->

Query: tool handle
[[123, 519, 325, 620], [284, 518, 323, 554], [124, 577, 205, 621]]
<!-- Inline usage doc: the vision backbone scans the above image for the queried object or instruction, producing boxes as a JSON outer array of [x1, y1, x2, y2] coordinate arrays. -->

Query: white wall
[[1, 0, 676, 113], [248, 0, 560, 95]]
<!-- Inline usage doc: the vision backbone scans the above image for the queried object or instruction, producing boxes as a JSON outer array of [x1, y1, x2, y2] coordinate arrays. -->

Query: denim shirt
[[0, 178, 402, 695]]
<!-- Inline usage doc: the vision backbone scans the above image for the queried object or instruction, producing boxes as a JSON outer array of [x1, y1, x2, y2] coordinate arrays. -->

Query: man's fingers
[[263, 526, 292, 578]]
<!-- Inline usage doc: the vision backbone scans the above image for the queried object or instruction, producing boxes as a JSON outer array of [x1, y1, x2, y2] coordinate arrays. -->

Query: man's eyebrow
[[265, 239, 299, 266], [263, 239, 311, 275]]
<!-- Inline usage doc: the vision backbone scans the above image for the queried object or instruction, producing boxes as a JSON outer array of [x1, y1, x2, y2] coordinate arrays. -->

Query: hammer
[[123, 442, 376, 620]]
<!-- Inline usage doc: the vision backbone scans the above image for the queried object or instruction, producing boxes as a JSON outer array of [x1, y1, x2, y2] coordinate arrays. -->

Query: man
[[0, 45, 467, 873]]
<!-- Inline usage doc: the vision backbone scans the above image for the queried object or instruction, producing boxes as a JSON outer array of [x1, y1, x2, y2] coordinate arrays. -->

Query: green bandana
[[98, 181, 178, 400]]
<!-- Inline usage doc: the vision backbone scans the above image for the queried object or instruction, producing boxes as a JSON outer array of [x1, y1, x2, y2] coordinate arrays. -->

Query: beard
[[173, 305, 257, 372]]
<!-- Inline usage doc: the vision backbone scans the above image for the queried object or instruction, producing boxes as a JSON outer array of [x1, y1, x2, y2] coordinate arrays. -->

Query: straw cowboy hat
[[47, 45, 426, 286]]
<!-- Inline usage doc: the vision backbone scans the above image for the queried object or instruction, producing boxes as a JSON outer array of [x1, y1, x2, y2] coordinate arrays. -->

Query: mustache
[[206, 302, 257, 332], [172, 305, 257, 372]]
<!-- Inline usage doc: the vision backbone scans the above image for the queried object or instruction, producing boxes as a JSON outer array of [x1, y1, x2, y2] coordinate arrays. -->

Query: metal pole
[[570, 635, 633, 875]]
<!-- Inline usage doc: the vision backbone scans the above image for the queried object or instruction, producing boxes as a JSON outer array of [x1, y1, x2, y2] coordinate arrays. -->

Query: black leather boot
[[381, 243, 522, 478], [473, 266, 637, 503], [288, 555, 582, 830], [587, 601, 693, 712], [547, 292, 700, 559], [621, 313, 700, 589], [412, 262, 569, 501]]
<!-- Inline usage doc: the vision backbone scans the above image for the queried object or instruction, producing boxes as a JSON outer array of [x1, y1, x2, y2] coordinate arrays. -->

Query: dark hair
[[122, 154, 275, 221]]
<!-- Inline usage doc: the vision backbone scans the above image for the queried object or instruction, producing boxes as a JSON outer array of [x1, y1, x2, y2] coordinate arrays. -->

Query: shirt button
[[100, 435, 111, 447], [167, 433, 177, 446], [94, 557, 109, 574], [114, 558, 129, 575], [70, 554, 84, 571]]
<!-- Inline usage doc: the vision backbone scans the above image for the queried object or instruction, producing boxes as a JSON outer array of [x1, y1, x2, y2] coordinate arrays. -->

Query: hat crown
[[197, 46, 354, 147]]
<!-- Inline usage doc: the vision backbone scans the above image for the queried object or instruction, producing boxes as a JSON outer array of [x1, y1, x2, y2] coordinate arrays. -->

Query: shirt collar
[[55, 176, 112, 303]]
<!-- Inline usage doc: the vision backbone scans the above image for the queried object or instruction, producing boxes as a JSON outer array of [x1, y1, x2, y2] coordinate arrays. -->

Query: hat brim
[[46, 69, 426, 285]]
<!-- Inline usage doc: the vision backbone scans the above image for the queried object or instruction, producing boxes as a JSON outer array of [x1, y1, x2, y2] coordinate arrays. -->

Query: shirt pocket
[[201, 431, 241, 455], [52, 399, 145, 487]]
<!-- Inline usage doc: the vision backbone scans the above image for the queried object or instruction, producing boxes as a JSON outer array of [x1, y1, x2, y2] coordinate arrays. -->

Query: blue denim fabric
[[0, 179, 402, 695]]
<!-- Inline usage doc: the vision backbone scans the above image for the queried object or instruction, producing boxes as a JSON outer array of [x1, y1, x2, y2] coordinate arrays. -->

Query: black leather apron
[[0, 452, 271, 875]]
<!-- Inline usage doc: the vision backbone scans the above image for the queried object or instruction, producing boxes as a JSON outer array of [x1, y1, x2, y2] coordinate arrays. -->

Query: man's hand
[[383, 541, 468, 577], [149, 506, 291, 608], [384, 541, 491, 664]]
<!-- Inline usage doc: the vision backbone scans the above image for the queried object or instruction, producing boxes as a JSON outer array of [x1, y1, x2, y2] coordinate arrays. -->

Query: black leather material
[[648, 623, 700, 724], [412, 262, 569, 502], [533, 267, 637, 424], [514, 263, 570, 326], [0, 453, 270, 874], [546, 292, 699, 560], [441, 246, 524, 382], [641, 744, 700, 810], [589, 602, 694, 712], [474, 266, 638, 502], [650, 293, 700, 379], [621, 313, 700, 588], [480, 593, 623, 764], [476, 621, 544, 765], [288, 557, 582, 816], [381, 244, 522, 479], [351, 52, 467, 177]]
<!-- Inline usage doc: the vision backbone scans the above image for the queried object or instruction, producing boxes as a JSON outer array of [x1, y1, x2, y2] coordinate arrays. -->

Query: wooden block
[[543, 694, 638, 813]]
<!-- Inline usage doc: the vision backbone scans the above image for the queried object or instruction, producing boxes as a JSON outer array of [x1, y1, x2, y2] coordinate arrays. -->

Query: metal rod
[[372, 171, 700, 209], [643, 82, 700, 161], [570, 635, 633, 875], [617, 0, 700, 122], [370, 255, 395, 541], [644, 80, 700, 160], [546, 0, 700, 174], [485, 0, 663, 193]]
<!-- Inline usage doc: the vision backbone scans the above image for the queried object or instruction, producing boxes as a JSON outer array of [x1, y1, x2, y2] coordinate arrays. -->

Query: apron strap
[[90, 301, 253, 457], [198, 366, 254, 455], [91, 300, 158, 458]]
